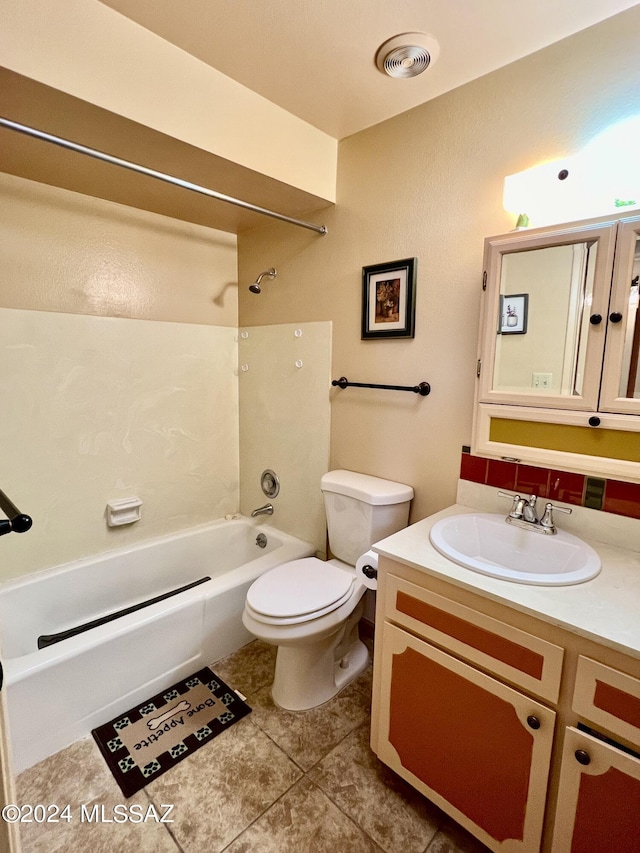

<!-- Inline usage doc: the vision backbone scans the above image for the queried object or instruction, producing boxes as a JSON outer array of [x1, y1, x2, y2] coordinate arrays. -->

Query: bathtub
[[0, 517, 314, 773]]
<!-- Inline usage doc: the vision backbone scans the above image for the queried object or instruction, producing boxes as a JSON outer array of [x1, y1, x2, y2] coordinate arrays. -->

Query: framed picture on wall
[[361, 258, 417, 339], [499, 293, 528, 335]]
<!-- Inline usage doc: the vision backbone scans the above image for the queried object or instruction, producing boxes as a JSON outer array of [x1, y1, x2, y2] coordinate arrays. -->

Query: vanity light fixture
[[503, 115, 640, 227], [375, 33, 440, 78]]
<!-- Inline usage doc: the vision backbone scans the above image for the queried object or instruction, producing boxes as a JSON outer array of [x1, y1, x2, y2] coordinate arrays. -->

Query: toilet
[[242, 470, 413, 710]]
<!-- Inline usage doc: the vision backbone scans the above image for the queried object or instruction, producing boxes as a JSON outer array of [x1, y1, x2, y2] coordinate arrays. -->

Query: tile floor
[[16, 639, 490, 853]]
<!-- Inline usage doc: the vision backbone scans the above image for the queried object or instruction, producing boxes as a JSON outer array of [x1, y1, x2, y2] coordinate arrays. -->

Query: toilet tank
[[321, 470, 414, 566]]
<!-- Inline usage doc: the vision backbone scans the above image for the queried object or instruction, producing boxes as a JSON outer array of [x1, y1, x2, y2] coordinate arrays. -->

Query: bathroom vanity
[[370, 490, 640, 852]]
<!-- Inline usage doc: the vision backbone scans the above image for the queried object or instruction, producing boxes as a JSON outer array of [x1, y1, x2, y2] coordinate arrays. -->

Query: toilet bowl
[[242, 557, 370, 710], [242, 470, 414, 711]]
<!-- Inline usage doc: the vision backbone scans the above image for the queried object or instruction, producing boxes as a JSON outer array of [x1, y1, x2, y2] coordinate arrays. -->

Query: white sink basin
[[429, 513, 601, 586]]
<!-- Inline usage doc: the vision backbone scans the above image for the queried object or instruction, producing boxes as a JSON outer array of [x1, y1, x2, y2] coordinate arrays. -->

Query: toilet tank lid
[[321, 470, 413, 505]]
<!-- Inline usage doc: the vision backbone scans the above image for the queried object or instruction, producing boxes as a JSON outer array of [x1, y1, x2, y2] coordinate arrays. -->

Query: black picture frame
[[499, 293, 529, 335], [361, 258, 417, 339]]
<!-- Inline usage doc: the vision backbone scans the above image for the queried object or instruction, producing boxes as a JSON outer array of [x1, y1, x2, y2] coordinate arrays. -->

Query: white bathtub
[[0, 517, 314, 773]]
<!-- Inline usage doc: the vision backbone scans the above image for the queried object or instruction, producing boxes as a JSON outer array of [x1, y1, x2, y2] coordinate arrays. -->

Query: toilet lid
[[246, 558, 354, 619]]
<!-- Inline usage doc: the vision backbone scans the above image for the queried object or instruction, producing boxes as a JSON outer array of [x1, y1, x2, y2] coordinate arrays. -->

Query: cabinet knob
[[609, 311, 623, 323], [526, 715, 541, 730], [588, 416, 601, 427], [589, 314, 603, 325], [575, 749, 591, 766]]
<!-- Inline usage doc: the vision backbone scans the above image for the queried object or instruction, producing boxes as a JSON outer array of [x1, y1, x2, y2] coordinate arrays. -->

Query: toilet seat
[[246, 558, 355, 626]]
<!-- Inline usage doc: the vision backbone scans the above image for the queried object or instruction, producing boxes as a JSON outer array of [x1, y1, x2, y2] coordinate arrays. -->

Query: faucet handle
[[497, 491, 525, 518], [550, 503, 572, 515], [540, 501, 572, 532]]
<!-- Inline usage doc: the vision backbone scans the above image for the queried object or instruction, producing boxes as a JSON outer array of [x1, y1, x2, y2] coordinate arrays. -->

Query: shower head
[[249, 268, 277, 293]]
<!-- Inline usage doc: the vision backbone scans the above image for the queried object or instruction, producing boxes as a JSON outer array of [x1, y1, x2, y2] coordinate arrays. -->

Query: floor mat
[[92, 666, 251, 797]]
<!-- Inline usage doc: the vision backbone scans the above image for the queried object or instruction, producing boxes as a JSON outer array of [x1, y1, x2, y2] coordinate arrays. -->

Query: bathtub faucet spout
[[251, 503, 274, 517]]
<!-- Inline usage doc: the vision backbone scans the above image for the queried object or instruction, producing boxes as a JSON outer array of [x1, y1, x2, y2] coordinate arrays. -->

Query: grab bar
[[37, 575, 211, 649], [332, 376, 431, 396], [0, 489, 33, 537]]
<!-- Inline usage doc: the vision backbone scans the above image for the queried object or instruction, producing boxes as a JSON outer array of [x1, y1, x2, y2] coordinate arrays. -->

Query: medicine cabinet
[[473, 214, 640, 480]]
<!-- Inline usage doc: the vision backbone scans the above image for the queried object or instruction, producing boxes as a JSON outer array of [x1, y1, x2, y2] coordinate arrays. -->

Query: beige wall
[[237, 7, 640, 523], [0, 0, 337, 201], [0, 173, 238, 325]]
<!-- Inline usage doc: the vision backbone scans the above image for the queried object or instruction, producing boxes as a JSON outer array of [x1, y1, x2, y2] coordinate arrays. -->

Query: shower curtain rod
[[0, 116, 328, 235]]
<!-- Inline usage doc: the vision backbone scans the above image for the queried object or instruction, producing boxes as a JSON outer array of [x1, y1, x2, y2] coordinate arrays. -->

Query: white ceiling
[[99, 0, 638, 140]]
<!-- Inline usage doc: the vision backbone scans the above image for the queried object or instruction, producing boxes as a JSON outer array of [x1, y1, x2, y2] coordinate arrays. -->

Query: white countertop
[[373, 483, 640, 661]]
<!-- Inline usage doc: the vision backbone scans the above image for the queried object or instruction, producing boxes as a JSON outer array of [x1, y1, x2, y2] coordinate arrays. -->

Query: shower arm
[[249, 268, 277, 293], [255, 268, 277, 286], [0, 488, 33, 537]]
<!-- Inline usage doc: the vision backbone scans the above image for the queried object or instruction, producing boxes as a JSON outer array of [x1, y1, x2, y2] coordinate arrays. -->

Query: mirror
[[492, 241, 597, 396], [618, 237, 640, 398]]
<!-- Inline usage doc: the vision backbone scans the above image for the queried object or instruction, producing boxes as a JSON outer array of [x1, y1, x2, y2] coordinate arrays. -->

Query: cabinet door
[[600, 216, 640, 414], [375, 622, 555, 852], [552, 727, 640, 853], [478, 221, 616, 412]]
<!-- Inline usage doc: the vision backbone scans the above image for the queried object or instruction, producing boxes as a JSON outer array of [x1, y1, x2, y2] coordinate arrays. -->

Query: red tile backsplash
[[515, 464, 550, 498], [548, 470, 585, 507], [460, 453, 487, 484], [603, 480, 640, 519], [485, 459, 516, 491], [459, 451, 639, 519]]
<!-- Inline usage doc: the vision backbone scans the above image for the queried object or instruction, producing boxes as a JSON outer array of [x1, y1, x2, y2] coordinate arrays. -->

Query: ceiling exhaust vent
[[375, 33, 440, 79]]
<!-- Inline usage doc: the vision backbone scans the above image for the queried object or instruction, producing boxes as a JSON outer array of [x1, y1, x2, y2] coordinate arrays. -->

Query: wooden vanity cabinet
[[552, 655, 640, 851], [377, 622, 555, 851], [551, 727, 640, 852], [371, 557, 640, 853]]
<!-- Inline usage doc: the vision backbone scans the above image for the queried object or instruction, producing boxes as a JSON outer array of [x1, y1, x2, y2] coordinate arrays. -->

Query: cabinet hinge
[[476, 359, 482, 378], [482, 271, 487, 291]]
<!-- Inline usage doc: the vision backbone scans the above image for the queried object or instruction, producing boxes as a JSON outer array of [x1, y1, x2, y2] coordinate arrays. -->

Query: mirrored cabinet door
[[478, 222, 617, 411], [600, 217, 640, 414]]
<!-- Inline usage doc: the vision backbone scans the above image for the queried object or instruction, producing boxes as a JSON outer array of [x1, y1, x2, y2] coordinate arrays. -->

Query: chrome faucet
[[498, 491, 571, 535], [251, 503, 273, 518], [522, 495, 539, 524]]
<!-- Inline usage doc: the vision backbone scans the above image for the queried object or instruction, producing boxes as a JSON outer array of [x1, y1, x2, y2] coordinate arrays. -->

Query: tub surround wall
[[0, 307, 240, 580], [238, 322, 331, 556]]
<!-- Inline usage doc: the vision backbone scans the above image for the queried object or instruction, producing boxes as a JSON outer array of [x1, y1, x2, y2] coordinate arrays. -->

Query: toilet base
[[271, 604, 369, 711]]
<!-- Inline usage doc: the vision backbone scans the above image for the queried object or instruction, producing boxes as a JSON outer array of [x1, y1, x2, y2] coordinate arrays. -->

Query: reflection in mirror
[[619, 238, 640, 398], [492, 241, 597, 396]]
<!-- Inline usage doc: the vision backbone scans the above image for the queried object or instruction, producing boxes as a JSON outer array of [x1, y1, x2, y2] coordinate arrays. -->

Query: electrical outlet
[[532, 372, 553, 389]]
